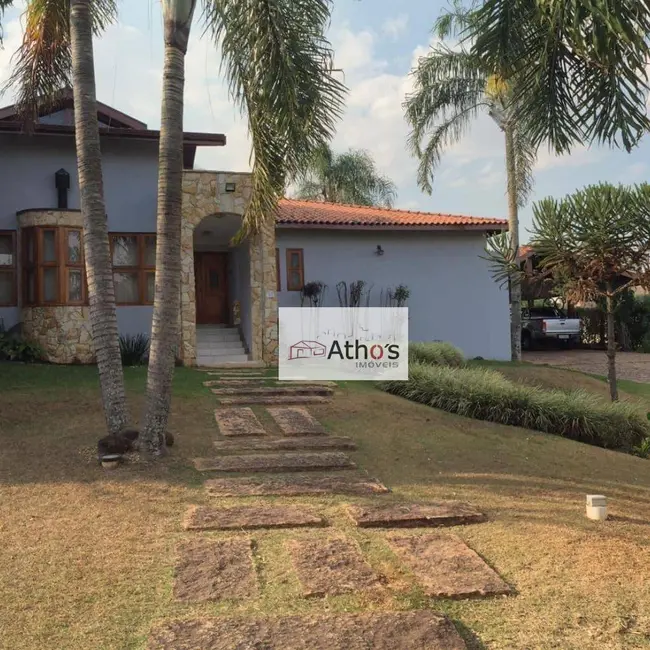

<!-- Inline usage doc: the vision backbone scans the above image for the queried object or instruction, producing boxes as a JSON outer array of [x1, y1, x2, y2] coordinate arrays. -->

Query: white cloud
[[382, 14, 408, 41]]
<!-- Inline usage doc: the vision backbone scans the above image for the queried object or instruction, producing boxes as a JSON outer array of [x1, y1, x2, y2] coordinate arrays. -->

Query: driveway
[[523, 350, 650, 383]]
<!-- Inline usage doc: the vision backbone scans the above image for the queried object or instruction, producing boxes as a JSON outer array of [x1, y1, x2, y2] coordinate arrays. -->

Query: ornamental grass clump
[[381, 362, 648, 451], [409, 342, 464, 367]]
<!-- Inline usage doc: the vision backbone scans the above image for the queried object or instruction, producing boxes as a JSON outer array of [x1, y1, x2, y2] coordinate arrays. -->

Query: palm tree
[[8, 0, 346, 453], [139, 1, 197, 455], [404, 7, 535, 361], [470, 0, 650, 154], [7, 0, 129, 435], [295, 144, 397, 207]]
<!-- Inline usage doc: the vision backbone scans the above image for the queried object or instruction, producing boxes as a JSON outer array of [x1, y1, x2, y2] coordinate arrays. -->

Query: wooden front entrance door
[[195, 252, 229, 324]]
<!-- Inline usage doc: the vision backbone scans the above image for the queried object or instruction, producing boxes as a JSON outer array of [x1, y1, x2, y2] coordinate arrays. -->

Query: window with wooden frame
[[286, 248, 304, 291], [275, 248, 281, 291], [0, 230, 17, 306], [110, 234, 156, 305], [21, 226, 86, 306]]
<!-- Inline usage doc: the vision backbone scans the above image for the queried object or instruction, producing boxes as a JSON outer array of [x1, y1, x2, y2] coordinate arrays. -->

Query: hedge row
[[382, 361, 649, 450]]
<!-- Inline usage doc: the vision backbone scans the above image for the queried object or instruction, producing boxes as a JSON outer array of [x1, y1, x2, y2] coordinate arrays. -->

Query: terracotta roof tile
[[277, 199, 507, 230]]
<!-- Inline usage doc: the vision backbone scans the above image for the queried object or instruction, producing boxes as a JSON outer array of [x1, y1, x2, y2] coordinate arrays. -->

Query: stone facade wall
[[249, 218, 278, 363], [22, 307, 94, 364], [17, 209, 84, 228], [18, 210, 93, 364], [179, 171, 278, 366]]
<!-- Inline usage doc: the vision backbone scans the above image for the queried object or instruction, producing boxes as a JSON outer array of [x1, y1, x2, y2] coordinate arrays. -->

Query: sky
[[0, 0, 648, 241]]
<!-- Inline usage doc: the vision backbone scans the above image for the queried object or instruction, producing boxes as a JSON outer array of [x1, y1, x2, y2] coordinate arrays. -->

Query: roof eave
[[275, 222, 508, 232]]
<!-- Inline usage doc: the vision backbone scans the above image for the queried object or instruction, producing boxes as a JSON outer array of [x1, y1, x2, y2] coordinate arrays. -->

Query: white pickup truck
[[521, 307, 581, 350]]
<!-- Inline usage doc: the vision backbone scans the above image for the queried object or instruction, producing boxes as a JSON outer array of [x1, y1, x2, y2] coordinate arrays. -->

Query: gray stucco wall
[[0, 132, 159, 331], [0, 307, 19, 331], [116, 307, 153, 338], [276, 228, 510, 360]]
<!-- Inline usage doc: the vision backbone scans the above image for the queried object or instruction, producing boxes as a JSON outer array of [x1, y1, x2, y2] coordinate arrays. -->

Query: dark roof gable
[[0, 88, 147, 130]]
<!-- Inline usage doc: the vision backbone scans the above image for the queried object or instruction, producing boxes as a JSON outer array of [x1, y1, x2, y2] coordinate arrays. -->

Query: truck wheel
[[521, 331, 532, 351]]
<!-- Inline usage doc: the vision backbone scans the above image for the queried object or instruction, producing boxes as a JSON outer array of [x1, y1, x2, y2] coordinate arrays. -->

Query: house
[[0, 96, 511, 365], [288, 340, 327, 360]]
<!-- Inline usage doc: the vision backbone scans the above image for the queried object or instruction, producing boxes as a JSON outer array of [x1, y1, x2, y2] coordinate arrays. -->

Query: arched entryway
[[179, 171, 278, 366]]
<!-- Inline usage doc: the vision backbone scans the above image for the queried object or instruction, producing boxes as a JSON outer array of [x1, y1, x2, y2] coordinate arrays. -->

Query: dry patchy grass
[[1, 365, 650, 649]]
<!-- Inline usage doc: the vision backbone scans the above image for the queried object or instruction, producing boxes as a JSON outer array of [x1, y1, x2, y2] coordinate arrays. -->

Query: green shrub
[[381, 362, 648, 451], [0, 323, 43, 363], [119, 334, 150, 366], [409, 342, 464, 367]]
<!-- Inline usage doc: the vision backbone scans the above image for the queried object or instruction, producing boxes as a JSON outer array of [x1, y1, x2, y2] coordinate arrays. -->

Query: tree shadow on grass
[[454, 620, 487, 650]]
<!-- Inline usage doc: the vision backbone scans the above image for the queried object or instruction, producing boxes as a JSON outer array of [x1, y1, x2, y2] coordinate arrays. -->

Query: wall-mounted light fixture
[[375, 245, 384, 256], [225, 182, 236, 192]]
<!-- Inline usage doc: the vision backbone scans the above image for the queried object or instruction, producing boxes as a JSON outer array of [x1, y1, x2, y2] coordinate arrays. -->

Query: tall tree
[[7, 0, 128, 435], [139, 0, 196, 454], [529, 184, 650, 400], [295, 144, 397, 207], [470, 0, 650, 154], [404, 6, 535, 361]]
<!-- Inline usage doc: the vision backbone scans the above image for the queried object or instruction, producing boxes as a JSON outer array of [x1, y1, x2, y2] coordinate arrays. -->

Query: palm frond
[[328, 149, 396, 207], [4, 0, 117, 126], [434, 0, 480, 40], [202, 0, 346, 238], [295, 179, 325, 201], [472, 0, 650, 153], [405, 45, 487, 194]]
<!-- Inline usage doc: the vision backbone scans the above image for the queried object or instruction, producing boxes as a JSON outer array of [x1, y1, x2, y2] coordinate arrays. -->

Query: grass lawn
[[2, 363, 650, 649]]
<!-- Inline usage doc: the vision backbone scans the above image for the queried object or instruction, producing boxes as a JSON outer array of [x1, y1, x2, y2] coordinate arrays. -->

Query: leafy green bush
[[0, 336, 44, 362], [0, 322, 43, 362], [409, 342, 464, 367], [381, 362, 649, 451], [119, 334, 150, 366]]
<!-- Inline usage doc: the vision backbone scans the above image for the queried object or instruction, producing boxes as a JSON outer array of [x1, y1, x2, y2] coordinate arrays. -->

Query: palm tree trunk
[[141, 1, 195, 455], [504, 124, 522, 362], [70, 0, 128, 434], [605, 285, 618, 401]]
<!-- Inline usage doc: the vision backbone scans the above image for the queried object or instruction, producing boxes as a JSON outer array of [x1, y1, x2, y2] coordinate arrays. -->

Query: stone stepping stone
[[193, 451, 355, 473], [148, 610, 467, 650], [204, 474, 390, 497], [214, 408, 266, 437], [183, 505, 325, 531], [173, 538, 257, 603], [213, 436, 356, 452], [387, 533, 512, 599], [348, 502, 487, 528], [207, 372, 267, 377], [288, 537, 381, 597], [219, 395, 331, 406], [267, 407, 326, 436], [206, 379, 267, 386], [212, 386, 333, 397]]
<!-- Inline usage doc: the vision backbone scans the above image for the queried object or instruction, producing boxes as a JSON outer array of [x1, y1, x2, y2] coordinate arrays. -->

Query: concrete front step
[[197, 355, 250, 366], [197, 346, 248, 357], [197, 332, 242, 342], [197, 361, 267, 369], [198, 340, 247, 350]]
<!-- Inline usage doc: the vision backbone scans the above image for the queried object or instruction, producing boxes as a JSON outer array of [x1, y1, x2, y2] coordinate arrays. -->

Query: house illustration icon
[[288, 340, 327, 360]]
